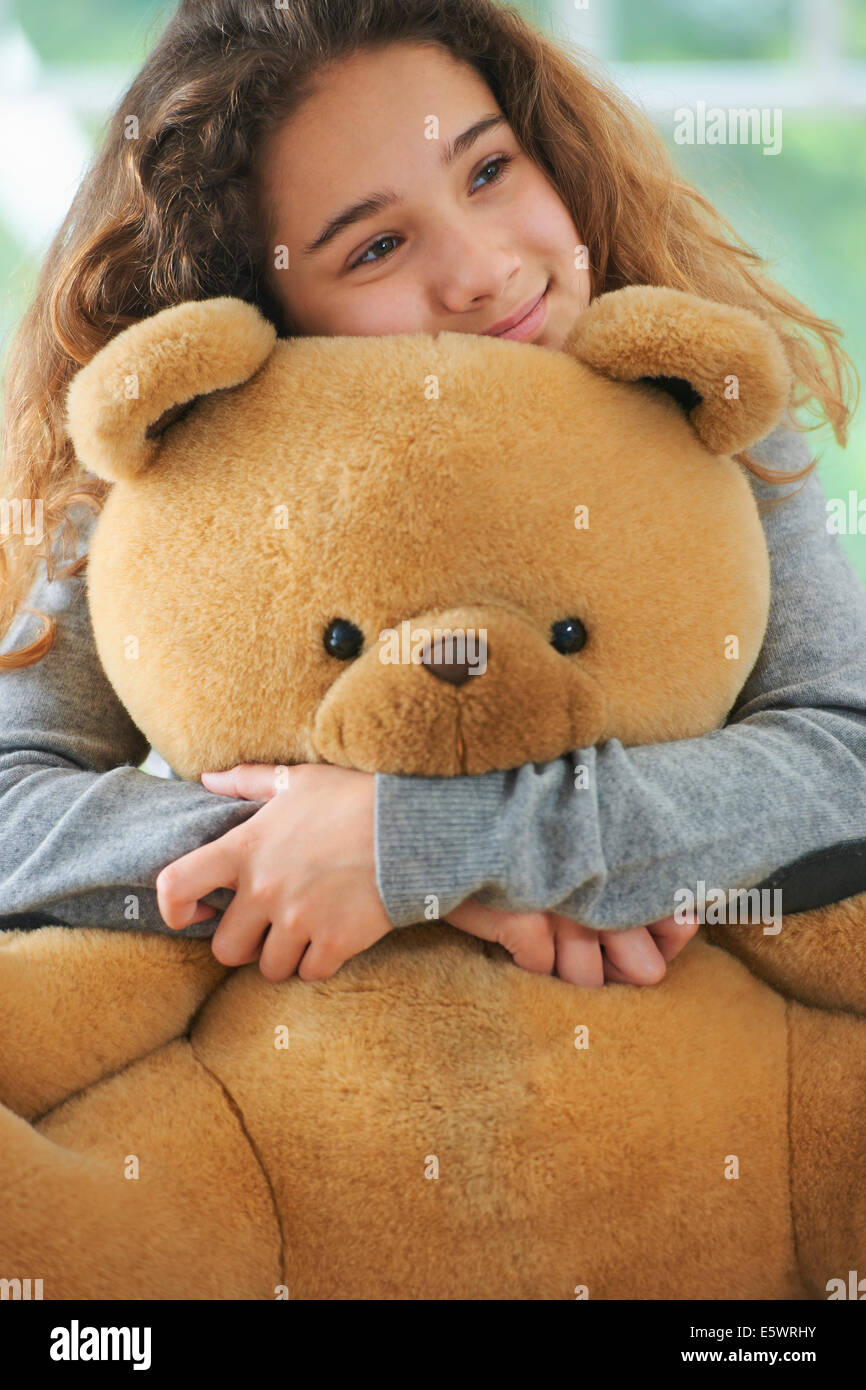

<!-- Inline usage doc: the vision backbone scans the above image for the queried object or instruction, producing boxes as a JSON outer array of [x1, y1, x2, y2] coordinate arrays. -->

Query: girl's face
[[254, 41, 591, 347]]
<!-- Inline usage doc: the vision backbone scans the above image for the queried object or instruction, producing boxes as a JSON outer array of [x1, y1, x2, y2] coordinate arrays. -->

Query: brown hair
[[0, 0, 857, 668]]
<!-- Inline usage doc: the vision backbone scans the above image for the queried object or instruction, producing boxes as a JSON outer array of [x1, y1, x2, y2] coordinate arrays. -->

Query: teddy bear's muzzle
[[311, 606, 608, 776]]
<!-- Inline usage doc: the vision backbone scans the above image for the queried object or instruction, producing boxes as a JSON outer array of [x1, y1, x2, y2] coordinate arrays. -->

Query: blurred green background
[[1, 0, 864, 579]]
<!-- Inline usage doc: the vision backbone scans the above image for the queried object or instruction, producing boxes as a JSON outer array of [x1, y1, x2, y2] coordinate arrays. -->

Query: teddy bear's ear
[[562, 285, 792, 455], [65, 297, 277, 483]]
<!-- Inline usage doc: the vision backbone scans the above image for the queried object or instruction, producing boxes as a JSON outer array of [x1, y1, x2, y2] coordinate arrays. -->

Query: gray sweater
[[1, 422, 865, 936]]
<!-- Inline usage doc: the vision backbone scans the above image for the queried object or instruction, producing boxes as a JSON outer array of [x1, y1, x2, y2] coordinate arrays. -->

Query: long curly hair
[[0, 0, 857, 667]]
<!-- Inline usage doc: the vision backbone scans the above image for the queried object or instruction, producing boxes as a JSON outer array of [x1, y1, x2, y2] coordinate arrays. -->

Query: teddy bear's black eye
[[323, 618, 364, 660], [550, 617, 588, 655]]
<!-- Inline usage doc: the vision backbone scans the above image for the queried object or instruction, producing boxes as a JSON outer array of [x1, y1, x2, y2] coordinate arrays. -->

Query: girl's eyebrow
[[301, 113, 507, 258]]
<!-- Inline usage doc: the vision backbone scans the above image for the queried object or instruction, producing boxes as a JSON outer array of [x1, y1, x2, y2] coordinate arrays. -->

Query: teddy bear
[[1, 285, 864, 1301]]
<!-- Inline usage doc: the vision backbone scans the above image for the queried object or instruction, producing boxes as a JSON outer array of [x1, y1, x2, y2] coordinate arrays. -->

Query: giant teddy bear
[[1, 286, 864, 1300]]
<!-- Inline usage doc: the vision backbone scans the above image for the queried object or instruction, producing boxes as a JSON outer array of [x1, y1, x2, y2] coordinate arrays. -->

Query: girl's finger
[[156, 831, 242, 928], [446, 900, 556, 974], [187, 901, 218, 925], [209, 900, 272, 967], [259, 924, 311, 982], [443, 897, 500, 942], [601, 955, 641, 985], [646, 915, 699, 961], [600, 926, 666, 985], [550, 918, 605, 988], [200, 763, 287, 800]]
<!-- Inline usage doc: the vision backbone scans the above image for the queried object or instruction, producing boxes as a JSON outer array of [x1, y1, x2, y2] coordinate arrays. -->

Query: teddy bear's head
[[65, 286, 790, 780]]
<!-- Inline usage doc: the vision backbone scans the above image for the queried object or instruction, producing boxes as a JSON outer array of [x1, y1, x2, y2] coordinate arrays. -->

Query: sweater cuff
[[374, 770, 509, 928]]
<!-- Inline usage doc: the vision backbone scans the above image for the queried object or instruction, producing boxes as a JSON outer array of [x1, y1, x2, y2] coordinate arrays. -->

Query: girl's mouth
[[490, 280, 550, 341]]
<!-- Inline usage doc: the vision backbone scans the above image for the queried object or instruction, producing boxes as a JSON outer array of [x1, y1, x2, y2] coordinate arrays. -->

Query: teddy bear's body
[[1, 287, 864, 1300], [2, 921, 864, 1299]]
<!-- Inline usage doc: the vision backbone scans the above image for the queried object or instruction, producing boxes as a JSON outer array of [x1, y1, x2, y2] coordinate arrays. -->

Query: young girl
[[1, 0, 864, 990]]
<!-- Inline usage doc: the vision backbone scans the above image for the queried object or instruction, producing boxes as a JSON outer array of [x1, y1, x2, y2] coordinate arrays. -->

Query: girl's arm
[[0, 508, 263, 934], [374, 423, 866, 928]]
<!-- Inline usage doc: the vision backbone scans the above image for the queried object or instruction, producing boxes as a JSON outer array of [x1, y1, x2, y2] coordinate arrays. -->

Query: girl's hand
[[156, 763, 393, 982], [444, 898, 698, 988]]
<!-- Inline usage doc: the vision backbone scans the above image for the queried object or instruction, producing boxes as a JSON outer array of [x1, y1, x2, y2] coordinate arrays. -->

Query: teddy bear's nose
[[420, 640, 479, 687]]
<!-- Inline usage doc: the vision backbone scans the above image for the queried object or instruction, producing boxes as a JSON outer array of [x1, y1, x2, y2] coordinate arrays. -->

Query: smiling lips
[[486, 281, 550, 340]]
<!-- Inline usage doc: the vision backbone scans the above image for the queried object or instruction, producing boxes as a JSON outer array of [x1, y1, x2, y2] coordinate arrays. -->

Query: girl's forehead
[[254, 42, 499, 212]]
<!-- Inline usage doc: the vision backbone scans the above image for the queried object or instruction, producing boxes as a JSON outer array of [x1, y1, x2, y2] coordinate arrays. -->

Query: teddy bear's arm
[[702, 845, 866, 1015]]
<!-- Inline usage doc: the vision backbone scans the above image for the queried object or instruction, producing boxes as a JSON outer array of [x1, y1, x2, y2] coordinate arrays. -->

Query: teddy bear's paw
[[0, 926, 227, 1119], [704, 888, 866, 1015]]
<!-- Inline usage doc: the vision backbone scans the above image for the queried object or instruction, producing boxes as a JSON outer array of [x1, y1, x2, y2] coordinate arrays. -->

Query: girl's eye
[[348, 153, 514, 271], [350, 235, 401, 270], [469, 152, 513, 194]]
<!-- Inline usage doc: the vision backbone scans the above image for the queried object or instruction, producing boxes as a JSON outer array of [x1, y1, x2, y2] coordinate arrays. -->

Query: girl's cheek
[[516, 209, 573, 265], [528, 171, 583, 246], [512, 175, 579, 252], [324, 282, 426, 339]]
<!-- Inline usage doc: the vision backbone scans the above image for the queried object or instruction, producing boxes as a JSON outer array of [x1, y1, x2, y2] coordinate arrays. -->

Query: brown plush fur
[[1, 287, 862, 1300], [76, 289, 780, 781]]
